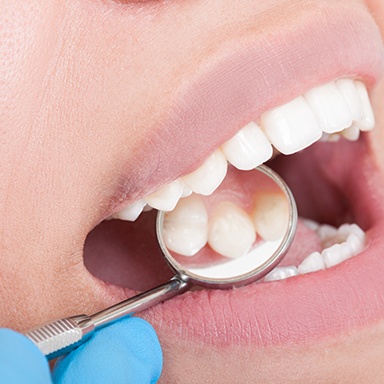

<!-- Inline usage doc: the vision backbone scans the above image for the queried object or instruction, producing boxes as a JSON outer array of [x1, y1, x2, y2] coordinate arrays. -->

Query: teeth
[[304, 82, 352, 133], [252, 191, 289, 241], [264, 266, 299, 282], [260, 96, 322, 155], [208, 201, 256, 259], [182, 150, 228, 196], [354, 81, 375, 131], [336, 79, 364, 122], [110, 199, 146, 221], [111, 78, 374, 223], [221, 122, 273, 170], [162, 194, 208, 256], [144, 180, 184, 211], [341, 125, 360, 141], [298, 252, 325, 274], [265, 223, 366, 283]]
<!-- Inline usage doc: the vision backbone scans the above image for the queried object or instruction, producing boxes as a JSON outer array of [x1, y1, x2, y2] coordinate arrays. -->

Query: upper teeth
[[111, 78, 374, 221]]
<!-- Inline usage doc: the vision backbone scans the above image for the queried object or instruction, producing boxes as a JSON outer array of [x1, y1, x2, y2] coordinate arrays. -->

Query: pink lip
[[114, 4, 384, 210], [102, 5, 384, 347]]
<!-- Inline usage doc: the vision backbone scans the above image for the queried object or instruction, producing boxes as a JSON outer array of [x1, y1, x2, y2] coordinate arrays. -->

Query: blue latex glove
[[53, 317, 162, 384], [0, 328, 52, 383], [0, 317, 162, 384]]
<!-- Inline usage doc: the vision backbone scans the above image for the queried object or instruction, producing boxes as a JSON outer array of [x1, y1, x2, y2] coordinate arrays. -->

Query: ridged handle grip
[[25, 315, 94, 360]]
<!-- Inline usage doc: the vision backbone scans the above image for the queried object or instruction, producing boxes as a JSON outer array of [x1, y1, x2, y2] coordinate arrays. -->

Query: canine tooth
[[221, 122, 273, 170], [264, 266, 298, 282], [162, 194, 208, 256], [208, 201, 256, 259], [355, 81, 375, 131], [252, 191, 289, 241], [183, 150, 228, 195], [260, 96, 322, 155], [305, 82, 352, 134], [336, 79, 364, 122], [298, 252, 325, 274], [112, 199, 146, 221], [322, 242, 353, 268], [346, 233, 365, 256], [144, 180, 184, 211]]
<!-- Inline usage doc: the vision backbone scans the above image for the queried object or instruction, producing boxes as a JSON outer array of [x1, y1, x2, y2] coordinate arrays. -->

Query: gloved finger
[[0, 328, 52, 384], [52, 317, 162, 384]]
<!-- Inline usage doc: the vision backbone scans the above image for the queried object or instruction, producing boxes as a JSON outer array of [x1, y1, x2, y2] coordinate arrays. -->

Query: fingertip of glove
[[53, 317, 163, 384], [0, 329, 51, 383]]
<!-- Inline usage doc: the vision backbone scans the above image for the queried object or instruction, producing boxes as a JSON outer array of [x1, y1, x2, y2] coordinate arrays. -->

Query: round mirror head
[[156, 165, 297, 289]]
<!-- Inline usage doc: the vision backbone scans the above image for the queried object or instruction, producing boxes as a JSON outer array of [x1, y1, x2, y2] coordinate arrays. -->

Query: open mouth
[[81, 4, 384, 352]]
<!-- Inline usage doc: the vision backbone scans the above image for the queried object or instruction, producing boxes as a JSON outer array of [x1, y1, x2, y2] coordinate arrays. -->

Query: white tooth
[[162, 194, 208, 256], [144, 180, 184, 211], [264, 266, 298, 282], [208, 201, 256, 259], [304, 82, 352, 134], [181, 184, 193, 197], [320, 132, 341, 142], [336, 79, 364, 122], [354, 81, 375, 131], [337, 223, 365, 243], [252, 191, 289, 241], [341, 125, 360, 141], [317, 224, 338, 246], [182, 150, 228, 195], [298, 252, 325, 274], [221, 122, 273, 170], [322, 242, 353, 268], [260, 96, 322, 155], [302, 218, 320, 231], [112, 199, 146, 221], [346, 233, 365, 256]]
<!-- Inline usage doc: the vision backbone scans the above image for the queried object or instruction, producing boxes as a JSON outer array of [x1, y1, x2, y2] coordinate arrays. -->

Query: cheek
[[364, 0, 384, 36]]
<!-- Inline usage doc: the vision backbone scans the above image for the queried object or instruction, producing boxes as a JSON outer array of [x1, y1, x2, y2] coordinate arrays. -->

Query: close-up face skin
[[1, 0, 384, 382]]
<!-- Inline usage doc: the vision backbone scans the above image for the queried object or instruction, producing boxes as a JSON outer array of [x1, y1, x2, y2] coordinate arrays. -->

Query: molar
[[208, 201, 256, 259], [162, 194, 208, 256], [252, 191, 289, 241], [221, 121, 273, 170]]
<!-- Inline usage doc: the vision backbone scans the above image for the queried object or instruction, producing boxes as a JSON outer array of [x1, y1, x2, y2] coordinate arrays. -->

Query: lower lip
[[139, 140, 384, 347]]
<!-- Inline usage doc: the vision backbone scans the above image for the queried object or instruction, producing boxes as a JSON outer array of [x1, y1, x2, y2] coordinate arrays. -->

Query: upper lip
[[106, 2, 384, 218], [86, 3, 384, 347]]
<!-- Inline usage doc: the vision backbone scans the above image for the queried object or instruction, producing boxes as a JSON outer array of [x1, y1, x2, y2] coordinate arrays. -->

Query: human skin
[[1, 0, 384, 382]]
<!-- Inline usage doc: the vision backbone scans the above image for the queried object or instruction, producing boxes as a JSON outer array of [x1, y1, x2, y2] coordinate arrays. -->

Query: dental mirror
[[26, 165, 297, 360]]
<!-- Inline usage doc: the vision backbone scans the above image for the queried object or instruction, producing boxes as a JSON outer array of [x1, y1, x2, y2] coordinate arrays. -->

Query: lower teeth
[[264, 222, 366, 282]]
